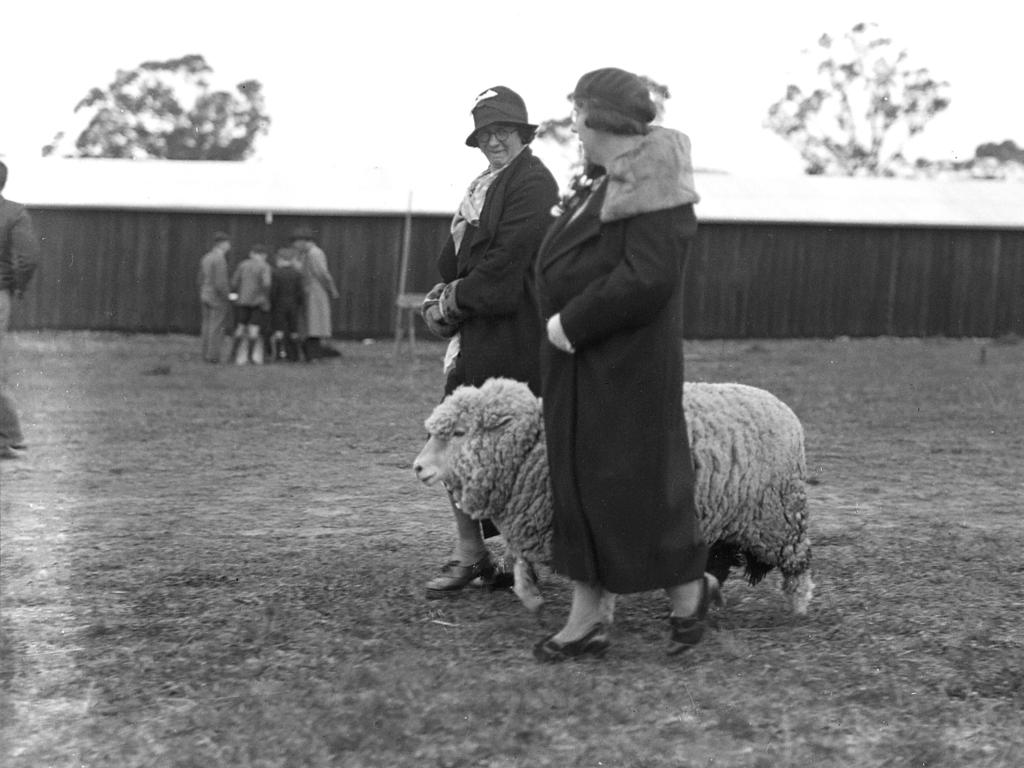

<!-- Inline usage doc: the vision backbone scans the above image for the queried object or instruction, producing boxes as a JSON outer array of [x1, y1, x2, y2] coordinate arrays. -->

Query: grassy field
[[1, 331, 1022, 768]]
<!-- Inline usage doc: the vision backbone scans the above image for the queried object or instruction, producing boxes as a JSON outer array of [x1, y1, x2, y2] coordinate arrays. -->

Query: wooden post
[[393, 192, 414, 358], [988, 232, 1002, 337]]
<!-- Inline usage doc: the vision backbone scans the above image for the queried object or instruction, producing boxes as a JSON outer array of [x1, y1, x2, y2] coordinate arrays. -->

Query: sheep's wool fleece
[[422, 380, 555, 570], [683, 383, 808, 550], [423, 379, 545, 524], [424, 378, 811, 605]]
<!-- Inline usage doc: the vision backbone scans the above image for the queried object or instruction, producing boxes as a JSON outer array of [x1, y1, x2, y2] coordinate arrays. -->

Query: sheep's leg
[[781, 564, 815, 616], [780, 537, 814, 615], [782, 544, 815, 618], [778, 487, 814, 615], [512, 558, 544, 613], [706, 541, 742, 586], [598, 591, 617, 627]]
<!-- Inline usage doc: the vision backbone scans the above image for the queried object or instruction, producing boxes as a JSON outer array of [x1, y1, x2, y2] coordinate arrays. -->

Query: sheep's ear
[[482, 414, 513, 431]]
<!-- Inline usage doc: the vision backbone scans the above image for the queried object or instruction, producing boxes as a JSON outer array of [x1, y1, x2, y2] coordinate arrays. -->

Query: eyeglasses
[[475, 126, 517, 145]]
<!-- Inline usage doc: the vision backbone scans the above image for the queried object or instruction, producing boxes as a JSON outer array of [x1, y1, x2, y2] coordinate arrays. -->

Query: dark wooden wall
[[11, 207, 1024, 338], [685, 224, 1024, 338], [13, 208, 452, 337]]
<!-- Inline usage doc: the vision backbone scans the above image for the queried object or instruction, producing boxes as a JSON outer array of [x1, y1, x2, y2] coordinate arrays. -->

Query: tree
[[969, 139, 1024, 180], [765, 22, 951, 176], [975, 140, 1024, 165], [42, 54, 270, 160]]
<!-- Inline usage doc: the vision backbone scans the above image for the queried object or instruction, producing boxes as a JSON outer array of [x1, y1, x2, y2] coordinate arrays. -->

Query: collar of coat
[[469, 147, 535, 236], [599, 126, 700, 223]]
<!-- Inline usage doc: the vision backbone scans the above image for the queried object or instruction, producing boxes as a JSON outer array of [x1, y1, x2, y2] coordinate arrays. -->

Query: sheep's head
[[413, 378, 542, 521]]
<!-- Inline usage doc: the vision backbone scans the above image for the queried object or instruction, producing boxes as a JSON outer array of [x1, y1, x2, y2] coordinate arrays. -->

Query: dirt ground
[[1, 331, 1022, 767]]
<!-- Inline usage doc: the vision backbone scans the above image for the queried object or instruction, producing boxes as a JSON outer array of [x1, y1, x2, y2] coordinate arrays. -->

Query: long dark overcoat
[[535, 181, 707, 593], [438, 147, 558, 395]]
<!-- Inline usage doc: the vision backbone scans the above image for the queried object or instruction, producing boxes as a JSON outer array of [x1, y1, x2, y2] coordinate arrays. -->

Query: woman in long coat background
[[290, 226, 340, 360], [534, 68, 714, 662]]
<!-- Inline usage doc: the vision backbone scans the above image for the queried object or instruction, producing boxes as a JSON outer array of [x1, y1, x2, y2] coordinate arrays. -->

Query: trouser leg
[[200, 305, 215, 361], [202, 302, 230, 362], [215, 303, 231, 362], [0, 290, 24, 449], [0, 392, 24, 449], [232, 324, 248, 365], [248, 325, 264, 364]]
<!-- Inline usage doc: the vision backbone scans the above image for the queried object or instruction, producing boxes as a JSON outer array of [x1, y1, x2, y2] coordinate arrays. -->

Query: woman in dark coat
[[420, 86, 559, 596], [533, 68, 715, 661]]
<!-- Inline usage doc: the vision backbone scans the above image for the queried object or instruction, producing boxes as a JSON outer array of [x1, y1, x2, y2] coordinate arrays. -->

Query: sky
[[3, 0, 1021, 197]]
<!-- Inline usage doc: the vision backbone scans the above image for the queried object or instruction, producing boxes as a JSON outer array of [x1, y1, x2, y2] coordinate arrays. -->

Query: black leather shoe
[[667, 574, 721, 656], [533, 624, 609, 663], [425, 556, 495, 598]]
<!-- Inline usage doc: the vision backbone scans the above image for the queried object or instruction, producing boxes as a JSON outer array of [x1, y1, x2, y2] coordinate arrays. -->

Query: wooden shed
[[7, 158, 1024, 338]]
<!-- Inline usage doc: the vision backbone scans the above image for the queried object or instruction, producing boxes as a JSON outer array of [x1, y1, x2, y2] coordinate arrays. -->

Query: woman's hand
[[546, 313, 575, 354], [438, 279, 465, 323], [421, 283, 459, 338]]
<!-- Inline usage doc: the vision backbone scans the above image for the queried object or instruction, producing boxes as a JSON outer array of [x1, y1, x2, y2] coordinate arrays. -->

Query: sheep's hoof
[[708, 576, 725, 608], [516, 591, 544, 614]]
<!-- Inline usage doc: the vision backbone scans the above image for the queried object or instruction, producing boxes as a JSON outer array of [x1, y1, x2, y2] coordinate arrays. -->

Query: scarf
[[443, 150, 522, 374], [450, 148, 523, 251], [600, 126, 700, 222]]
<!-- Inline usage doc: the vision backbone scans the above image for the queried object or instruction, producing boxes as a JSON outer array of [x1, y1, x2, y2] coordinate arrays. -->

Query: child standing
[[230, 245, 272, 364], [269, 247, 306, 362]]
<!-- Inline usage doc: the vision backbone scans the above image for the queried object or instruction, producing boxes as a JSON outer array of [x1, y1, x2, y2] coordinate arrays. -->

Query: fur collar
[[600, 127, 700, 223]]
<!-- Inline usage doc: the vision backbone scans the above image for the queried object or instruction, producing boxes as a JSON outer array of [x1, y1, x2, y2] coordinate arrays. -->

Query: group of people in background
[[197, 225, 340, 365], [421, 70, 712, 664]]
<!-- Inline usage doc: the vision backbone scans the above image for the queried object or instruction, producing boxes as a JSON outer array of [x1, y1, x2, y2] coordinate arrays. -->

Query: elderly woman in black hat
[[532, 68, 714, 662], [420, 86, 559, 596]]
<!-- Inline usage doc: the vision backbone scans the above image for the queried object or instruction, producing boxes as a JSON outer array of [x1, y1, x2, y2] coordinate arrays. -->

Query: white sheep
[[414, 377, 814, 617]]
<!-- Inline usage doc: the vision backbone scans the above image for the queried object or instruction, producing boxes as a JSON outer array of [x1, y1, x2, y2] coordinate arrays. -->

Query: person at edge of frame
[[0, 160, 41, 460]]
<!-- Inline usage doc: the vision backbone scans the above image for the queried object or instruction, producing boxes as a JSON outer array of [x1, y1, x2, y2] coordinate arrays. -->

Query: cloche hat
[[464, 86, 537, 147], [572, 67, 657, 125]]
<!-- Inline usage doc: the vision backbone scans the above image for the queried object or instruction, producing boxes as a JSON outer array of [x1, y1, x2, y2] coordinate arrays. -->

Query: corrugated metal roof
[[6, 158, 1023, 229], [694, 173, 1024, 228], [6, 158, 446, 216]]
